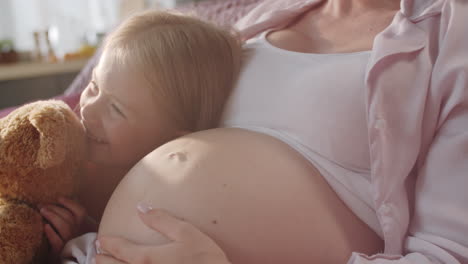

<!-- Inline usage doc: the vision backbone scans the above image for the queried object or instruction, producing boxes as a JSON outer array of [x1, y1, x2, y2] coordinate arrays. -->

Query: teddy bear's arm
[[0, 200, 44, 264]]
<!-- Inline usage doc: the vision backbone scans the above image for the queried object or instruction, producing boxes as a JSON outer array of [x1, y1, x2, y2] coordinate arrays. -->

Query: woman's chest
[[267, 10, 397, 54], [222, 45, 371, 170]]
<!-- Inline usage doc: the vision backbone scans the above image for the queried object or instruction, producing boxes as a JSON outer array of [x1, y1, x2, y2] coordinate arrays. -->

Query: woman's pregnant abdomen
[[99, 128, 383, 264]]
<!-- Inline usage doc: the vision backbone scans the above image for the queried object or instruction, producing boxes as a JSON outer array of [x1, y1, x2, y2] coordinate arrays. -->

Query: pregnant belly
[[98, 128, 383, 264]]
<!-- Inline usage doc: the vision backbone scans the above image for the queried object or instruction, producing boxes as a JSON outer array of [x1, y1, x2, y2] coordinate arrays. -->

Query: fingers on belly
[[102, 128, 382, 264]]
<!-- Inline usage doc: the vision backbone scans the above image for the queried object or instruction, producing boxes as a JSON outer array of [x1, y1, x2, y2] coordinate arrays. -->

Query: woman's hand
[[95, 203, 231, 264], [39, 196, 90, 257]]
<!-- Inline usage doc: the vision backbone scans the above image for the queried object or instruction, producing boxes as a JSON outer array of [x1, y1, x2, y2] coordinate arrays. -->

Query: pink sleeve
[[349, 1, 468, 263]]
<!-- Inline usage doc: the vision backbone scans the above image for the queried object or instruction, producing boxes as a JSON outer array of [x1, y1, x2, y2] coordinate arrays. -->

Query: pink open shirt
[[235, 0, 468, 263]]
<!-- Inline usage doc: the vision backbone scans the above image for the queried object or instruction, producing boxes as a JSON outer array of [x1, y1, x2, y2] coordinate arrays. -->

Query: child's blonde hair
[[103, 10, 242, 131]]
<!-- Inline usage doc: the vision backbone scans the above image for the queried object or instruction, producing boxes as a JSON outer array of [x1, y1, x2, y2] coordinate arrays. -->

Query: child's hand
[[39, 196, 89, 256]]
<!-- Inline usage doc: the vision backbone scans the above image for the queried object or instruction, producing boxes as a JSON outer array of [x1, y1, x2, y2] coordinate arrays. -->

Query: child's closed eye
[[111, 103, 125, 117]]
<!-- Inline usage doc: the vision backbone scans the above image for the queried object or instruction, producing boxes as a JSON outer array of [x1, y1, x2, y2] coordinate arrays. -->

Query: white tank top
[[221, 31, 383, 237]]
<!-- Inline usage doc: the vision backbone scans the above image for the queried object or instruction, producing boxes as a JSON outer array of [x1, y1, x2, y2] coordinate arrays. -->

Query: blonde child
[[37, 10, 242, 263]]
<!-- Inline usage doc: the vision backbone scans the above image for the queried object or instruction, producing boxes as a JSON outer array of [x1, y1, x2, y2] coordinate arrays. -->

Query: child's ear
[[28, 106, 67, 169]]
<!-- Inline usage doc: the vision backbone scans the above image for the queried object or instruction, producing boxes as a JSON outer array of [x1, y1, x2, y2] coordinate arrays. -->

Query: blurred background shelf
[[0, 0, 203, 109], [0, 60, 87, 108], [0, 59, 88, 82]]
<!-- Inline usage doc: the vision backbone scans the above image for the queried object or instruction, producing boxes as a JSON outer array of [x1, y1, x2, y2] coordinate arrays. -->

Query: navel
[[167, 151, 188, 162]]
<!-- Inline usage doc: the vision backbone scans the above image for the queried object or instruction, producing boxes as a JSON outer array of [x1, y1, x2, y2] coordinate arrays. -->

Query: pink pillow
[[178, 0, 263, 26]]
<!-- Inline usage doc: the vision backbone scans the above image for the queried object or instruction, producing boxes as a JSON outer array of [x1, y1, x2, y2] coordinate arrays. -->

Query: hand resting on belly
[[98, 128, 383, 264]]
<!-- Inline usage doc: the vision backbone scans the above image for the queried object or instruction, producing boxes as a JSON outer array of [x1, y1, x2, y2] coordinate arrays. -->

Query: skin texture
[[267, 0, 399, 54], [99, 128, 383, 264]]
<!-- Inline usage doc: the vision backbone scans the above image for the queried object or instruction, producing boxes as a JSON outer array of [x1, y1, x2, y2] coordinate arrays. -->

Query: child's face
[[79, 50, 178, 169]]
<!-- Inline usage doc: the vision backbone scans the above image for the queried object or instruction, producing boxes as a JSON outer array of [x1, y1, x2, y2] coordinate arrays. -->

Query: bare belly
[[99, 128, 383, 264]]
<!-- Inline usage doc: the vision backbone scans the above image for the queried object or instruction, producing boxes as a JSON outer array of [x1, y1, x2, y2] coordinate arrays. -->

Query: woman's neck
[[320, 0, 400, 17]]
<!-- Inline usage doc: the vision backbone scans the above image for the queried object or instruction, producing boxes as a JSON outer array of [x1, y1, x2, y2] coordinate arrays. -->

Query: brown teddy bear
[[0, 100, 86, 264]]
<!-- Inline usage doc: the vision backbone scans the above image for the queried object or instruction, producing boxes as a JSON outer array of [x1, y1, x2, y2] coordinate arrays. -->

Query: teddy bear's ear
[[28, 104, 68, 169], [0, 116, 41, 166]]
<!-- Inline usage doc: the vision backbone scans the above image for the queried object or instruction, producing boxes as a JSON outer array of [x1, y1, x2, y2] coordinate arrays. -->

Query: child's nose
[[80, 100, 101, 125]]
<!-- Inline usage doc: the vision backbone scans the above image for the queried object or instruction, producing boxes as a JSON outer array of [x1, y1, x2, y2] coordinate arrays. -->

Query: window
[[0, 0, 120, 55], [0, 0, 200, 56]]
